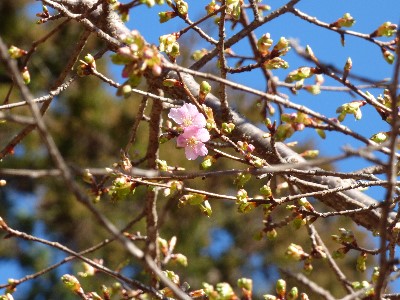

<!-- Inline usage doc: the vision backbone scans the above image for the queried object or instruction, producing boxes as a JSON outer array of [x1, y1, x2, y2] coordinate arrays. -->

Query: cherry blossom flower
[[168, 103, 206, 129], [176, 126, 210, 160]]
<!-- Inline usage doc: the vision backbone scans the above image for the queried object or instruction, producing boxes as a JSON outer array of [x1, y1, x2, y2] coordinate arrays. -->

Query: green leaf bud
[[286, 243, 306, 261], [8, 45, 27, 59], [185, 193, 206, 205], [274, 37, 290, 52], [201, 155, 216, 169], [287, 287, 299, 300], [371, 267, 380, 283], [200, 81, 211, 96], [216, 282, 235, 299], [163, 270, 180, 285], [285, 67, 314, 83], [263, 57, 289, 70], [382, 49, 395, 64], [237, 278, 252, 291], [257, 33, 273, 55], [156, 159, 168, 171], [332, 247, 348, 259], [370, 132, 389, 143], [276, 279, 286, 297], [274, 124, 295, 142], [356, 252, 367, 272], [61, 274, 82, 293], [234, 173, 251, 188], [332, 13, 355, 28], [221, 122, 235, 134], [21, 67, 30, 84], [260, 185, 272, 198], [292, 215, 306, 229], [192, 48, 208, 61], [316, 129, 326, 139], [84, 53, 95, 65], [175, 0, 188, 16], [174, 253, 188, 267], [200, 200, 212, 216], [372, 21, 397, 37], [159, 11, 176, 23]]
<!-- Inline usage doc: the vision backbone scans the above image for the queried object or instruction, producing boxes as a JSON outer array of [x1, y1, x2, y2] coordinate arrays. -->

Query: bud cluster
[[159, 33, 181, 60], [263, 279, 306, 300], [370, 21, 397, 37], [111, 31, 162, 94], [257, 34, 290, 70], [336, 100, 366, 122]]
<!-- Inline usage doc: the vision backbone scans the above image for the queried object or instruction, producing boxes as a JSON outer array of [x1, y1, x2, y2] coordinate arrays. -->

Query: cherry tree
[[0, 0, 399, 299]]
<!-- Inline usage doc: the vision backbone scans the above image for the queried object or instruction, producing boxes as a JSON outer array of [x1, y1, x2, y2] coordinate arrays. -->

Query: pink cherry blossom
[[168, 103, 206, 128], [176, 126, 210, 160]]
